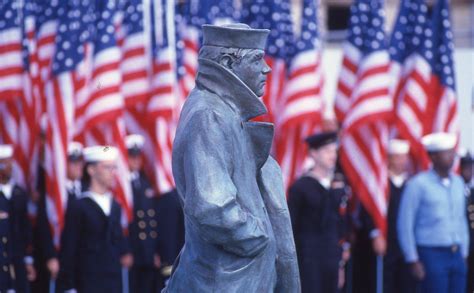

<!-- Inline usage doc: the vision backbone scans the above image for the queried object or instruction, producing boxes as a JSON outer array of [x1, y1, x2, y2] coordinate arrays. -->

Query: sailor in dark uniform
[[288, 131, 350, 293], [0, 144, 36, 292], [368, 139, 416, 293], [57, 146, 131, 293], [155, 188, 185, 282], [36, 142, 84, 291], [459, 151, 473, 293], [125, 134, 163, 292]]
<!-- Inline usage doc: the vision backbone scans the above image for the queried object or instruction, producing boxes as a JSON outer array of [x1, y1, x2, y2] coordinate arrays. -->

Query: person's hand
[[26, 264, 37, 281], [337, 266, 345, 289], [120, 253, 134, 269], [410, 261, 425, 280], [372, 235, 387, 256], [47, 258, 60, 279], [154, 254, 162, 269], [341, 248, 351, 263]]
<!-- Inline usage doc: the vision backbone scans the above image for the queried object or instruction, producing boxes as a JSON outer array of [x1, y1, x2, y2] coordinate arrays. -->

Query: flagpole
[[376, 255, 383, 293], [122, 267, 129, 293], [49, 278, 55, 293]]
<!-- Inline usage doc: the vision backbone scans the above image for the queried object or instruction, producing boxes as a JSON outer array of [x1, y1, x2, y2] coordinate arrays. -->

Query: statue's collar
[[195, 58, 268, 121]]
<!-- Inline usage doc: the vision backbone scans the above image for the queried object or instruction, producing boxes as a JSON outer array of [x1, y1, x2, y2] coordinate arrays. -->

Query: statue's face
[[231, 50, 271, 97]]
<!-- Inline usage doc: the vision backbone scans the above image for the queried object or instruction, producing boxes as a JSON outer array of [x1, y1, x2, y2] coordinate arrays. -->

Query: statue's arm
[[182, 110, 269, 257]]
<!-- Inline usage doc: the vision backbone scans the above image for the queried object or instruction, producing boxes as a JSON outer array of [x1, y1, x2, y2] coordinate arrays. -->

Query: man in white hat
[[362, 139, 416, 293], [57, 146, 132, 293], [397, 132, 469, 293], [36, 142, 84, 290], [0, 144, 36, 292], [124, 134, 163, 292]]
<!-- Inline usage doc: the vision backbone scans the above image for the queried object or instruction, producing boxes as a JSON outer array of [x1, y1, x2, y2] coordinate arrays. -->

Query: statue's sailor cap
[[0, 145, 13, 160], [305, 131, 338, 150], [388, 139, 410, 155], [202, 23, 269, 50], [421, 132, 457, 152], [125, 134, 145, 156], [83, 146, 118, 163], [68, 142, 84, 161]]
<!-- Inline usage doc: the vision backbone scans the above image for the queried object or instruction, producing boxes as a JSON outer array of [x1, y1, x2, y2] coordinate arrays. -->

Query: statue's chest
[[231, 121, 273, 174]]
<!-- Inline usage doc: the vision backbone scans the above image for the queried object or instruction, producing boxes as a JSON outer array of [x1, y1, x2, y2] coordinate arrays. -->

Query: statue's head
[[200, 23, 271, 97]]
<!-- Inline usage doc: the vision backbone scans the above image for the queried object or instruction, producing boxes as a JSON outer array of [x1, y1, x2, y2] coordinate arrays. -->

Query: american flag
[[48, 0, 132, 224], [174, 0, 200, 105], [0, 1, 24, 188], [240, 0, 294, 125], [147, 0, 176, 194], [116, 0, 151, 107], [0, 1, 44, 192], [336, 0, 391, 235], [275, 0, 324, 190], [390, 0, 458, 169], [43, 0, 87, 244], [0, 0, 23, 101], [19, 0, 46, 194], [117, 0, 163, 195]]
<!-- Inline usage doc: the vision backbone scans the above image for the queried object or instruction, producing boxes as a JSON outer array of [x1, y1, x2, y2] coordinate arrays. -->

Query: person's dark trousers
[[383, 256, 418, 293], [467, 251, 474, 293], [129, 266, 163, 293], [418, 246, 467, 293]]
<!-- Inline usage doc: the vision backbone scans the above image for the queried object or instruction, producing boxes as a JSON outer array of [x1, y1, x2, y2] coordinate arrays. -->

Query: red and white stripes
[[276, 49, 324, 190], [0, 25, 23, 101], [393, 53, 458, 169], [336, 44, 392, 132]]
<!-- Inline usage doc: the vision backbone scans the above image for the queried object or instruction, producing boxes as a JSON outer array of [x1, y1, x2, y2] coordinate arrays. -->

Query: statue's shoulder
[[182, 87, 227, 114], [181, 90, 235, 128]]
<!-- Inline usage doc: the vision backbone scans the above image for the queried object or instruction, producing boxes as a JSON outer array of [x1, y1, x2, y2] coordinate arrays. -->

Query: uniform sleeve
[[37, 193, 57, 260], [397, 179, 422, 262], [156, 192, 184, 267], [57, 201, 81, 291], [182, 110, 268, 258], [287, 184, 303, 249], [18, 192, 33, 260], [119, 210, 131, 256], [460, 180, 470, 258]]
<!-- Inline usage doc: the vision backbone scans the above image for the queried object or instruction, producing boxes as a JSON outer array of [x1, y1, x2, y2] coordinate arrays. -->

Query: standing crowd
[[0, 134, 184, 293], [289, 131, 474, 293], [0, 129, 473, 293]]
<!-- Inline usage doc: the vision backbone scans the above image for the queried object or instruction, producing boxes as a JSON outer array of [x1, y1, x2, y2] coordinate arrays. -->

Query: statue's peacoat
[[165, 58, 300, 293]]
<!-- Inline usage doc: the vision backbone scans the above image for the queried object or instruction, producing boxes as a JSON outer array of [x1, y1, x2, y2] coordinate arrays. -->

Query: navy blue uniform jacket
[[57, 196, 128, 293]]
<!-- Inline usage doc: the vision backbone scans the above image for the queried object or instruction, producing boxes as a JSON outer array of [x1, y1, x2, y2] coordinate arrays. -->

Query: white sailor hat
[[388, 139, 410, 155], [125, 134, 145, 156], [421, 132, 457, 152], [67, 142, 83, 161], [83, 146, 119, 163], [0, 145, 13, 160]]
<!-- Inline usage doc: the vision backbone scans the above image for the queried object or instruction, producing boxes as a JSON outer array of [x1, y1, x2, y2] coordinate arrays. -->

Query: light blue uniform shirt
[[397, 169, 469, 262]]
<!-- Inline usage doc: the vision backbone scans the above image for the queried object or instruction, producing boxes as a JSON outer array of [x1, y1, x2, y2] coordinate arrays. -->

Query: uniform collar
[[390, 173, 408, 188], [428, 169, 454, 188], [66, 179, 81, 191], [0, 180, 14, 200], [129, 171, 139, 182], [195, 58, 268, 121], [84, 191, 112, 216]]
